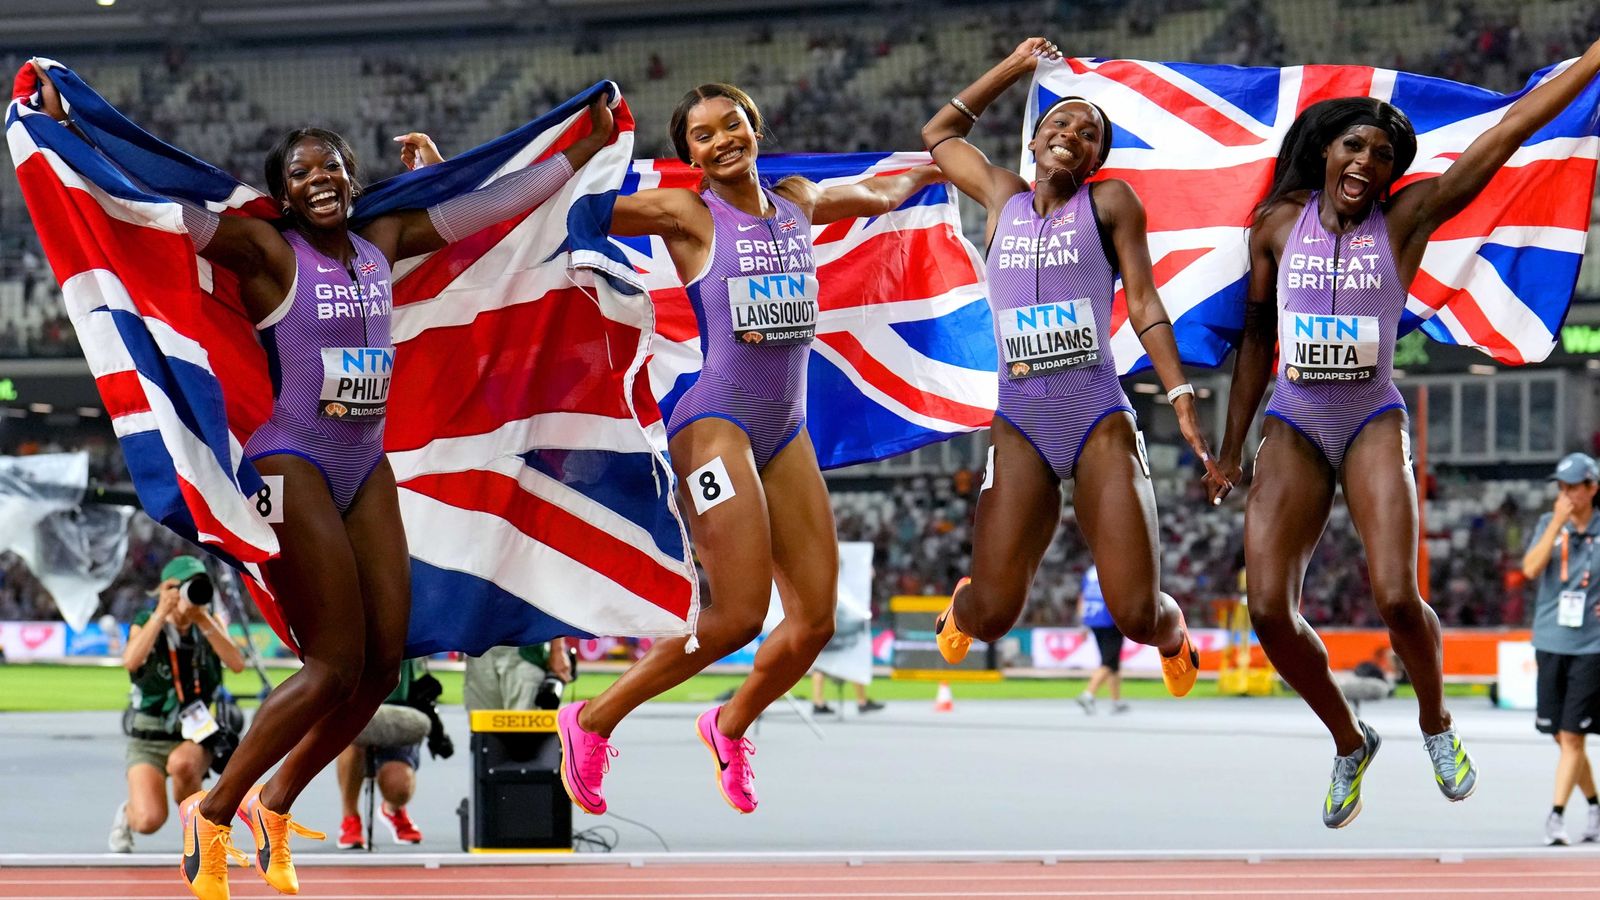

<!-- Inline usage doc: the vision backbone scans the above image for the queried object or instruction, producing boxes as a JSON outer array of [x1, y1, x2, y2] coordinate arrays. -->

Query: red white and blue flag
[[9, 60, 697, 655], [1028, 58, 1600, 366], [604, 153, 997, 469]]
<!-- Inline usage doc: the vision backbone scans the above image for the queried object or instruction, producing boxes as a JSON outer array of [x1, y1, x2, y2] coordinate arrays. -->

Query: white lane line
[[5, 870, 1600, 886], [9, 883, 1600, 890]]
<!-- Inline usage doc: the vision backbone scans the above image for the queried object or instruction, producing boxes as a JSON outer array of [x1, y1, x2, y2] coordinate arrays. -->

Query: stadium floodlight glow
[[1467, 364, 1497, 375], [77, 407, 102, 417], [96, 0, 114, 6], [28, 402, 52, 413], [1131, 383, 1160, 394]]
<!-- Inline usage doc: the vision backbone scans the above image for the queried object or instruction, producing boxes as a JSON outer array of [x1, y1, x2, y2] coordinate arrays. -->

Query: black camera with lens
[[533, 647, 578, 710], [179, 573, 214, 606]]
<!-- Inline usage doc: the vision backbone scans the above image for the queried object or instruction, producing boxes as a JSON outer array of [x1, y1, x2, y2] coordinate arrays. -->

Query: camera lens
[[181, 574, 214, 606], [534, 675, 564, 710]]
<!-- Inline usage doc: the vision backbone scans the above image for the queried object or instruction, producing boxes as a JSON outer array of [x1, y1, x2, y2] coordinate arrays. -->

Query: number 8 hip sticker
[[255, 474, 285, 524], [687, 456, 736, 515]]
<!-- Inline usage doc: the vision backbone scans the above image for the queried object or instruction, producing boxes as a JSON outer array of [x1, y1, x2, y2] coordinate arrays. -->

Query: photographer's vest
[[128, 608, 224, 719]]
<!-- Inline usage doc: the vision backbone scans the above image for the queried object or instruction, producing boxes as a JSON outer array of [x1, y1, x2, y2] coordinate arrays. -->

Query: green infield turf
[[0, 662, 1487, 713]]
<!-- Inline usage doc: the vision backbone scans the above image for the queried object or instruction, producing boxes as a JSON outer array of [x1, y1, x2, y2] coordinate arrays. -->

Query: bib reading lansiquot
[[727, 272, 818, 346], [999, 299, 1100, 379], [1280, 313, 1379, 384], [319, 346, 393, 419]]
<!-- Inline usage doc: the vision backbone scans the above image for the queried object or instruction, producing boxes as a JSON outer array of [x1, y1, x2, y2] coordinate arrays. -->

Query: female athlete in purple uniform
[[921, 39, 1220, 698], [32, 66, 614, 900], [1206, 39, 1600, 828], [554, 84, 941, 816]]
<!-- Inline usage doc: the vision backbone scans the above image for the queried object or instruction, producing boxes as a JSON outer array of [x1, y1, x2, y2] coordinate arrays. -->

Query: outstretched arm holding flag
[[1208, 37, 1600, 830], [920, 38, 1214, 707], [14, 59, 627, 900]]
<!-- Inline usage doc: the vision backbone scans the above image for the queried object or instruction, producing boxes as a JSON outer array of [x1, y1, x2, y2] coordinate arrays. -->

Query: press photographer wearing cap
[[109, 556, 246, 852], [1522, 453, 1600, 846]]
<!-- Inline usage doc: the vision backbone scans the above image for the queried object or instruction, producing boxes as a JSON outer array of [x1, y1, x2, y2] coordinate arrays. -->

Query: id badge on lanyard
[[180, 701, 219, 742], [1558, 531, 1593, 628], [167, 637, 211, 741]]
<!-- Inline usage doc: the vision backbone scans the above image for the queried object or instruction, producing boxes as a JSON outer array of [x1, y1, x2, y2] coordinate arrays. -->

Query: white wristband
[[1166, 383, 1195, 404]]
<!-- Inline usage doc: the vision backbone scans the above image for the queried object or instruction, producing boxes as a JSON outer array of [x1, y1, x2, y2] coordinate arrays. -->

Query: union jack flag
[[9, 61, 696, 655], [778, 217, 799, 233], [1349, 234, 1377, 250], [358, 260, 379, 276], [602, 153, 997, 469], [1028, 57, 1600, 367]]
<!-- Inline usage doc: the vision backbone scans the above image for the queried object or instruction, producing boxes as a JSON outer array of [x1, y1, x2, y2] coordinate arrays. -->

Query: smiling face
[[279, 137, 355, 229], [1322, 125, 1395, 218], [683, 97, 760, 182], [1031, 100, 1104, 186]]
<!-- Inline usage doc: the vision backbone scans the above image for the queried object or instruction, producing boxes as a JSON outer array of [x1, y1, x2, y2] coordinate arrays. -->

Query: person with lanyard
[[1206, 38, 1600, 829], [26, 62, 615, 900], [1521, 453, 1600, 846], [920, 38, 1220, 699], [1075, 565, 1129, 715], [111, 556, 246, 854]]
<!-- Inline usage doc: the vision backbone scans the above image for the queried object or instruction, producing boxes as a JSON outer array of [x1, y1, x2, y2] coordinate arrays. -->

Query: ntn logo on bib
[[999, 299, 1099, 379], [319, 346, 393, 418], [728, 272, 817, 346], [1282, 313, 1379, 382]]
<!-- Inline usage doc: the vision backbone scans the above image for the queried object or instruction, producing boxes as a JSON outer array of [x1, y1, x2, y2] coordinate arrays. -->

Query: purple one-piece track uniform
[[985, 186, 1131, 480], [665, 187, 818, 470], [1264, 192, 1406, 471], [244, 229, 393, 513]]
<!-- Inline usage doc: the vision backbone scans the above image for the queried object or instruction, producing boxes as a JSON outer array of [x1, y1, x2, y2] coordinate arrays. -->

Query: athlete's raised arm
[[361, 98, 616, 262], [922, 38, 1058, 245], [27, 61, 295, 323], [1389, 37, 1600, 258], [774, 166, 944, 226]]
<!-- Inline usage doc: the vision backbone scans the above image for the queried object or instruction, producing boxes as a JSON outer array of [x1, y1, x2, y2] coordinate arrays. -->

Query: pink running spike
[[696, 706, 758, 814], [557, 702, 617, 815]]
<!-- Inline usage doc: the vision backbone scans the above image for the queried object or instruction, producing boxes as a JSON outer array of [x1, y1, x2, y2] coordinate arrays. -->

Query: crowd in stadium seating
[[832, 466, 1538, 630], [4, 0, 1597, 360]]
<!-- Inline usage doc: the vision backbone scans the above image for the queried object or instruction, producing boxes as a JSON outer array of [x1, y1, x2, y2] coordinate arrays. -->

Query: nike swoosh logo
[[1302, 236, 1324, 244], [316, 264, 339, 272], [183, 816, 201, 883], [1012, 217, 1030, 226], [737, 223, 760, 232], [559, 724, 600, 803], [256, 808, 272, 870]]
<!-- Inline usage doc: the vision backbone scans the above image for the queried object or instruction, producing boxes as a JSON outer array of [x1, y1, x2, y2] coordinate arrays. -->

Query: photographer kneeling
[[110, 556, 245, 852]]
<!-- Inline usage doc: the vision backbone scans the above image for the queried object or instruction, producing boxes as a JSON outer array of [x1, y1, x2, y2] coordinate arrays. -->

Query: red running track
[[4, 858, 1600, 899]]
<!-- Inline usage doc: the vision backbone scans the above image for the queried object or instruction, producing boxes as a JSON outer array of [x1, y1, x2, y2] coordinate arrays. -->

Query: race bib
[[687, 456, 736, 515], [998, 299, 1099, 379], [254, 474, 284, 524], [727, 272, 817, 346], [179, 700, 219, 743], [1559, 590, 1587, 628], [319, 346, 393, 419], [1280, 313, 1380, 384]]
